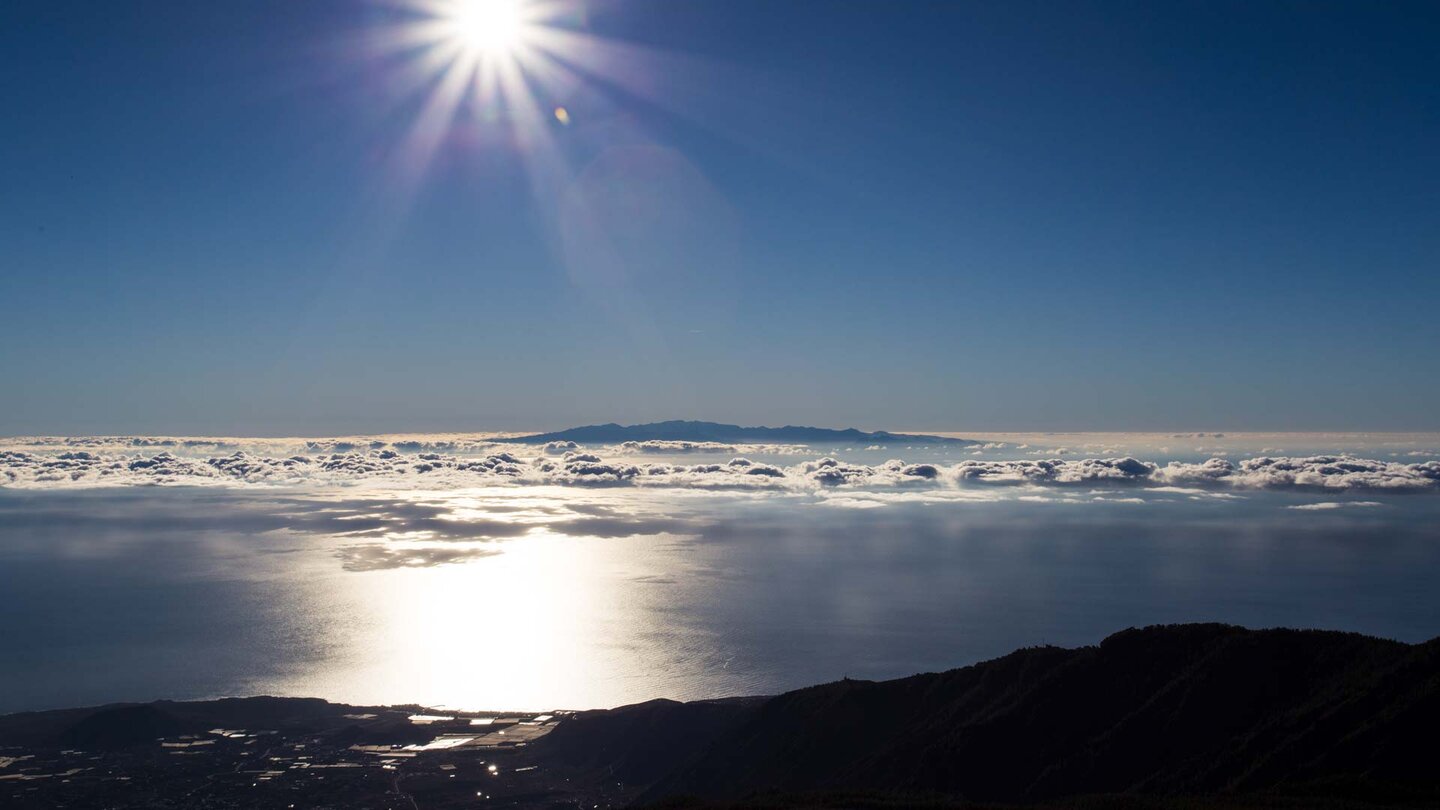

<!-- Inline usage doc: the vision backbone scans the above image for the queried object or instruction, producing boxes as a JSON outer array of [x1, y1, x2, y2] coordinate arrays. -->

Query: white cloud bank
[[1285, 501, 1385, 511], [2, 438, 1437, 494], [1156, 456, 1440, 492]]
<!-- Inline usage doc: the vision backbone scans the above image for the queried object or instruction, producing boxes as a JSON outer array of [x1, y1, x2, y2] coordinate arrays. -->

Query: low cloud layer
[[1156, 456, 1440, 492], [615, 440, 809, 455], [1285, 501, 1384, 511], [0, 485, 710, 573], [2, 438, 1437, 494]]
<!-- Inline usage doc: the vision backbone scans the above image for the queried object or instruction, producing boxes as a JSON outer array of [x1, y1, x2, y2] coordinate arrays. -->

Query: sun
[[448, 0, 529, 56], [371, 0, 611, 196]]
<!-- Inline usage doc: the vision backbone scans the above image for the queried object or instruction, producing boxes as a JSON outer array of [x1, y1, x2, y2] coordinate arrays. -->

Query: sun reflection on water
[[5, 475, 1440, 714], [288, 513, 715, 711]]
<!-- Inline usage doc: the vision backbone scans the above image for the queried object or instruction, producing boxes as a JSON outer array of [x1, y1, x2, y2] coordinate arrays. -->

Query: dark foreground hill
[[0, 695, 433, 750], [538, 624, 1440, 807], [504, 420, 974, 446], [2, 624, 1436, 809]]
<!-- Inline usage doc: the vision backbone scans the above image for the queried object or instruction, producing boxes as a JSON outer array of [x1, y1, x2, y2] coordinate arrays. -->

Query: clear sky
[[3, 0, 1437, 435]]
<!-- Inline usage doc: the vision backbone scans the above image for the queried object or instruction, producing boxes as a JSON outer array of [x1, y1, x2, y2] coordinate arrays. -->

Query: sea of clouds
[[2, 435, 1438, 494]]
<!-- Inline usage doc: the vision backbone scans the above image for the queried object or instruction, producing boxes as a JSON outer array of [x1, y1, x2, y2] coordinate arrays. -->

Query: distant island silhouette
[[503, 420, 975, 446], [3, 624, 1435, 808]]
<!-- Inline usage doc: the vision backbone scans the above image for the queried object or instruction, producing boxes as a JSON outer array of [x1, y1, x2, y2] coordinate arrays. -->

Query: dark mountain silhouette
[[5, 625, 1436, 808], [0, 696, 412, 750], [504, 420, 974, 446], [539, 697, 764, 788], [544, 624, 1440, 807], [58, 705, 190, 749]]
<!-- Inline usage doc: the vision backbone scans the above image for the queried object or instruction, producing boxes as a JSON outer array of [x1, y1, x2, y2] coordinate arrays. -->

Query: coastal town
[[0, 701, 628, 809]]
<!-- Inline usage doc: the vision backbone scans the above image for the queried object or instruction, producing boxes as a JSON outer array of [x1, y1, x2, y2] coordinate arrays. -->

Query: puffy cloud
[[337, 544, 503, 572], [625, 457, 790, 490], [897, 463, 941, 479], [387, 438, 500, 454], [1286, 501, 1384, 511], [609, 440, 810, 455], [1155, 457, 1236, 484], [778, 458, 943, 488], [2, 439, 1437, 496], [953, 457, 1156, 485], [618, 440, 737, 454], [531, 451, 642, 485], [205, 452, 314, 483], [794, 457, 875, 486], [1159, 456, 1440, 493]]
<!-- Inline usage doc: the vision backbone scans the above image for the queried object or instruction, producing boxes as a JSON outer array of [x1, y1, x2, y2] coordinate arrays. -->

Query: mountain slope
[[629, 624, 1440, 805]]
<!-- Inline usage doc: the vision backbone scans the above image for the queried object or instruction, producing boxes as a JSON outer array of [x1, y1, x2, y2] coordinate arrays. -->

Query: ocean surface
[[2, 431, 1438, 714]]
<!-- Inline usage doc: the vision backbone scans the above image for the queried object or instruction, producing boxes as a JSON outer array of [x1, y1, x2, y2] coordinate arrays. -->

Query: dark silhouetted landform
[[504, 420, 975, 446], [551, 624, 1440, 808], [3, 625, 1437, 809]]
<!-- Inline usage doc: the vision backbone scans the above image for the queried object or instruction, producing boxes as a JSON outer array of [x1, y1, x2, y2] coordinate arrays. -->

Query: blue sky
[[3, 0, 1437, 435]]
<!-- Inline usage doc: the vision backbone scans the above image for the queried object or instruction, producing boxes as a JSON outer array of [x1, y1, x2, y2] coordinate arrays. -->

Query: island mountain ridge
[[503, 420, 974, 446]]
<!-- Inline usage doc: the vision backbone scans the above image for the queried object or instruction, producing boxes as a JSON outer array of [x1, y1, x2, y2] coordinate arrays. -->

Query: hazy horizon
[[8, 423, 1440, 441]]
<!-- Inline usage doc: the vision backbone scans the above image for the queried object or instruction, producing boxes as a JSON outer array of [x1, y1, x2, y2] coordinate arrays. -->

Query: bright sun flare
[[449, 0, 528, 55]]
